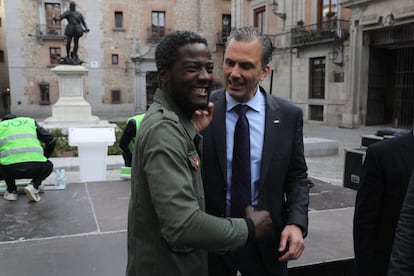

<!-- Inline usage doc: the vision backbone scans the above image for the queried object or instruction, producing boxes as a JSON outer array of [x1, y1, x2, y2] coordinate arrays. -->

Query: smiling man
[[202, 26, 311, 276], [126, 30, 273, 276]]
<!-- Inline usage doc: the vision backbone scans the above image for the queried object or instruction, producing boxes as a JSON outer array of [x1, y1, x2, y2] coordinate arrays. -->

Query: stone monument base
[[42, 65, 114, 130]]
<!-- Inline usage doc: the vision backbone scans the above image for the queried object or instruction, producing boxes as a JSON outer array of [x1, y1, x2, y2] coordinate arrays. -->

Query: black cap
[[2, 114, 17, 121]]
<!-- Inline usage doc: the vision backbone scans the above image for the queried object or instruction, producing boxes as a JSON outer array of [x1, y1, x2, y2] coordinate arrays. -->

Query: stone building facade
[[2, 0, 230, 121], [2, 0, 413, 128], [249, 0, 414, 128], [342, 0, 414, 129], [0, 0, 10, 115]]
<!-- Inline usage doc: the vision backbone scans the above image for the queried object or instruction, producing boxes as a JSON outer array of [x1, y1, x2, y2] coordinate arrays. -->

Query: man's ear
[[260, 64, 271, 81], [158, 68, 169, 86]]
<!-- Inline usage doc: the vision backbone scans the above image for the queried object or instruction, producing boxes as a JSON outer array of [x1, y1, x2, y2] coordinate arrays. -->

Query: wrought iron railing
[[146, 27, 171, 43], [35, 24, 66, 40], [291, 19, 350, 47]]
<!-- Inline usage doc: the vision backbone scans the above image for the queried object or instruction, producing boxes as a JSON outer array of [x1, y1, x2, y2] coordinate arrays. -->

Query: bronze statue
[[53, 1, 89, 65]]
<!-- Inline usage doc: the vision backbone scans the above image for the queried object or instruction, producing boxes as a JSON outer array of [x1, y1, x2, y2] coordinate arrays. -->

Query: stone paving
[[0, 123, 389, 276], [43, 123, 382, 188]]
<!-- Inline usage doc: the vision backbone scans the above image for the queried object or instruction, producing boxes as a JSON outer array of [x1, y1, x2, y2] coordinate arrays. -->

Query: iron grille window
[[309, 105, 324, 121], [111, 90, 121, 104], [309, 57, 326, 99]]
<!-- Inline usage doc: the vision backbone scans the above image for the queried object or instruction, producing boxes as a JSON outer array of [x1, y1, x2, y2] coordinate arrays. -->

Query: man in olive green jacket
[[126, 30, 272, 276]]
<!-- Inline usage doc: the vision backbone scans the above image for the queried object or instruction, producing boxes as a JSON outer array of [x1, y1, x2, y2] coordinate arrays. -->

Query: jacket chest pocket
[[187, 150, 205, 210]]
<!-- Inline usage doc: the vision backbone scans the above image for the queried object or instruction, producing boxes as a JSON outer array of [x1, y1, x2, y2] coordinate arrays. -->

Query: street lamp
[[328, 45, 343, 66], [328, 48, 338, 61], [269, 0, 286, 20]]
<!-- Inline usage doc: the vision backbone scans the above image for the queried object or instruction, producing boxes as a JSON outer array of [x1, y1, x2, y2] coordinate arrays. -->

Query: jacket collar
[[153, 88, 198, 140]]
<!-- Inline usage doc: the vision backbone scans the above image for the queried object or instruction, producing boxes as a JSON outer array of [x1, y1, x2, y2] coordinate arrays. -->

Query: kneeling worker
[[0, 114, 56, 202]]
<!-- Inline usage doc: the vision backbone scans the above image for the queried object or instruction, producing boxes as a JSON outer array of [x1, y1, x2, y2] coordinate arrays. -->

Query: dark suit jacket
[[388, 169, 414, 275], [202, 88, 310, 273], [353, 131, 414, 276]]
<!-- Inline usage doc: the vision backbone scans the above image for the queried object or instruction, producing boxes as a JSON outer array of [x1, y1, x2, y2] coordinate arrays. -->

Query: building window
[[39, 81, 50, 105], [0, 50, 4, 63], [254, 6, 265, 33], [50, 47, 61, 64], [146, 72, 158, 107], [152, 11, 165, 37], [112, 54, 119, 65], [0, 17, 2, 27], [45, 3, 61, 35], [111, 90, 121, 104], [318, 0, 337, 21], [221, 14, 231, 42], [115, 11, 123, 28], [309, 105, 324, 121], [309, 57, 326, 99]]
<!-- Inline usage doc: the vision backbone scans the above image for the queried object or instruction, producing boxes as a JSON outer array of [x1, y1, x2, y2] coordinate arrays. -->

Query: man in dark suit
[[388, 169, 414, 275], [202, 26, 311, 276], [353, 131, 414, 276]]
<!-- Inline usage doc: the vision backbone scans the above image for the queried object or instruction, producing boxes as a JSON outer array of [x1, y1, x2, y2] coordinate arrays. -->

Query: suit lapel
[[259, 91, 281, 188]]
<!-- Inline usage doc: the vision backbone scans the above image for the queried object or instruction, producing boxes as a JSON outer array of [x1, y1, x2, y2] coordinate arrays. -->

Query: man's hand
[[191, 102, 214, 132], [245, 206, 272, 239], [278, 224, 305, 262]]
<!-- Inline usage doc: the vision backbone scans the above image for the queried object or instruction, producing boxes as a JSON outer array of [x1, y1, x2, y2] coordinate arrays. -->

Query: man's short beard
[[170, 94, 197, 117]]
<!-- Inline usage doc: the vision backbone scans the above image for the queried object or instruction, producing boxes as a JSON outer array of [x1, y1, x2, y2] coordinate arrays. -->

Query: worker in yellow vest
[[0, 114, 56, 202], [118, 114, 145, 179], [119, 113, 145, 167]]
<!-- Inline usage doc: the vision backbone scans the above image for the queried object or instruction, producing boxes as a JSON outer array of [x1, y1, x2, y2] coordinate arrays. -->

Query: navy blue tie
[[230, 104, 251, 218]]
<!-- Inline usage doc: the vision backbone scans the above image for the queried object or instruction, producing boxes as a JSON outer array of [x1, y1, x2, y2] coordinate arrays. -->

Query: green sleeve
[[142, 119, 248, 252]]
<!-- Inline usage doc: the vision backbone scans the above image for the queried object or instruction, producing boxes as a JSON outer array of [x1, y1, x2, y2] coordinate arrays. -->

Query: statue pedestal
[[43, 65, 113, 129]]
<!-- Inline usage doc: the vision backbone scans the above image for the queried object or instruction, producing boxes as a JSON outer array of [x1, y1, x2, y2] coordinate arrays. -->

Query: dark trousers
[[122, 152, 132, 167], [208, 240, 288, 276], [0, 161, 53, 192]]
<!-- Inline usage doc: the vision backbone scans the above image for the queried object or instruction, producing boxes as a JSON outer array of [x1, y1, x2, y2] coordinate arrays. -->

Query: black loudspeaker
[[343, 148, 366, 190], [361, 135, 383, 147]]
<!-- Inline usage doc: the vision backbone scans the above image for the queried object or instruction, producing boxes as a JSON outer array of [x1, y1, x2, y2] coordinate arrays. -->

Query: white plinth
[[68, 127, 115, 182], [43, 65, 112, 129]]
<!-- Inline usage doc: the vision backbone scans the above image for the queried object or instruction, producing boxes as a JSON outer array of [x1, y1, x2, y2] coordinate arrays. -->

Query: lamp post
[[269, 0, 286, 20], [125, 60, 130, 73]]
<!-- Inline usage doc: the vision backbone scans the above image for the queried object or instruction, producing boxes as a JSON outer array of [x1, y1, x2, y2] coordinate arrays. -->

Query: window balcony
[[35, 24, 65, 44], [146, 27, 171, 44], [291, 19, 350, 48]]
